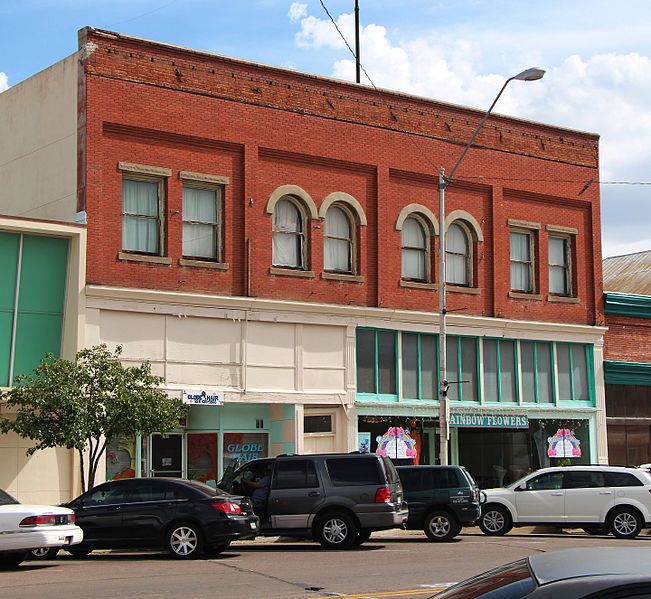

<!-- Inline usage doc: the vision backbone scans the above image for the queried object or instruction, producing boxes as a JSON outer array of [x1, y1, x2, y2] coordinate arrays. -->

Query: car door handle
[[551, 492, 563, 496], [599, 491, 612, 495], [308, 491, 321, 497]]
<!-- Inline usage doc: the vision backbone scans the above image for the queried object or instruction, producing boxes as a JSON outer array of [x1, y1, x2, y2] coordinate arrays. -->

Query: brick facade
[[80, 27, 603, 326], [604, 315, 651, 363]]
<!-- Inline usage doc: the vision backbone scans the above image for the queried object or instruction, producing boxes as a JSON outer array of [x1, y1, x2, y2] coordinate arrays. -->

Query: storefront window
[[355, 329, 397, 397], [521, 341, 553, 403], [401, 332, 438, 400], [459, 419, 590, 488], [358, 416, 434, 465], [557, 343, 592, 403], [484, 339, 517, 403], [187, 433, 219, 485], [222, 432, 268, 473], [446, 336, 478, 402]]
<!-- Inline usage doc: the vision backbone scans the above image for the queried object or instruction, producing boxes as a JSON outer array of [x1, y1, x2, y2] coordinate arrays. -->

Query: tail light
[[211, 500, 242, 514], [20, 515, 56, 527], [471, 488, 479, 502], [375, 486, 392, 503], [69, 514, 76, 525]]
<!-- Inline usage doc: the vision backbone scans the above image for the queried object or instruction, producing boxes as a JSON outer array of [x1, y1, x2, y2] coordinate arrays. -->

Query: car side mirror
[[515, 482, 527, 492]]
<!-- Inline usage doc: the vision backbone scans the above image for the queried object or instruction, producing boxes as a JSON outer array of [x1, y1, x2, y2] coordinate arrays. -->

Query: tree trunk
[[78, 448, 86, 493]]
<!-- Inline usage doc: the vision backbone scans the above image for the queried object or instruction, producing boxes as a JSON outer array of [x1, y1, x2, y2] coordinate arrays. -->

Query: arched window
[[446, 222, 470, 285], [272, 197, 305, 268], [401, 216, 429, 281], [324, 205, 353, 273]]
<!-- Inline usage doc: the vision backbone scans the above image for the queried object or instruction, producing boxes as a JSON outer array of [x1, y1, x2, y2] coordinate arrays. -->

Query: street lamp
[[438, 67, 545, 465]]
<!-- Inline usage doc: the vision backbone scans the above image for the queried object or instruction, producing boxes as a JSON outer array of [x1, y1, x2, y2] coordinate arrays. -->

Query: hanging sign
[[548, 428, 581, 458], [182, 389, 224, 406], [449, 413, 529, 428]]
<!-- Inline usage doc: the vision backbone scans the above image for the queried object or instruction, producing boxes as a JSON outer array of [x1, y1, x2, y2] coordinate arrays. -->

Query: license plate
[[250, 522, 258, 530]]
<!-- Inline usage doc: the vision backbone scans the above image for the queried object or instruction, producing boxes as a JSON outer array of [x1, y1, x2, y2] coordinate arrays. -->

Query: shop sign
[[449, 413, 529, 428], [182, 389, 223, 406]]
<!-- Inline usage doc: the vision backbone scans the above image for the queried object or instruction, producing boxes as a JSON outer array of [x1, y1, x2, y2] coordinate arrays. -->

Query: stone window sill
[[179, 258, 229, 271], [400, 279, 438, 290], [547, 294, 580, 304], [509, 291, 542, 301], [269, 267, 315, 279], [447, 285, 480, 295], [118, 252, 172, 265], [321, 272, 364, 283]]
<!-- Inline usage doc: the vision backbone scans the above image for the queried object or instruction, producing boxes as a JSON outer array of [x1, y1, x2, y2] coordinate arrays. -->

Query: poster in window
[[375, 427, 417, 460], [548, 428, 581, 458], [357, 432, 371, 453], [187, 433, 219, 485], [106, 436, 136, 480]]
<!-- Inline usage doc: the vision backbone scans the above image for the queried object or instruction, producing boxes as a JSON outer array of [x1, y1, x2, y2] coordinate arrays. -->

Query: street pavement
[[2, 528, 650, 599]]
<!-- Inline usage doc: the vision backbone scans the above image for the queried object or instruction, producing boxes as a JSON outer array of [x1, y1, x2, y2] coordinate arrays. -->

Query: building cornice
[[604, 292, 651, 319]]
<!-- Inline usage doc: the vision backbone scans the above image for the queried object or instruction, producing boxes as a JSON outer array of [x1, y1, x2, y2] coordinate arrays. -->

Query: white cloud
[[290, 7, 651, 257], [0, 72, 8, 92], [288, 2, 307, 24]]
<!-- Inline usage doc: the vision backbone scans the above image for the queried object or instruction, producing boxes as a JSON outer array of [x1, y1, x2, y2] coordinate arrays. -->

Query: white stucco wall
[[0, 53, 78, 221]]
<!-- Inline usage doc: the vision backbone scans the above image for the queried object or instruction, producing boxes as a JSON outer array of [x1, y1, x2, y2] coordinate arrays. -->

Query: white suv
[[479, 466, 651, 539]]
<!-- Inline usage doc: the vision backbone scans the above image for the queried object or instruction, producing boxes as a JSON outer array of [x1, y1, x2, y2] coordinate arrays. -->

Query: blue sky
[[2, 0, 650, 258]]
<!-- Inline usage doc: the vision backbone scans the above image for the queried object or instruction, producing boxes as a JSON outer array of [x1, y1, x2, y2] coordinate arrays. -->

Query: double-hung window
[[446, 223, 471, 286], [510, 230, 534, 292], [324, 205, 353, 273], [182, 185, 222, 261], [401, 216, 429, 281], [548, 235, 572, 296], [119, 162, 171, 257], [272, 197, 305, 269], [122, 178, 162, 255]]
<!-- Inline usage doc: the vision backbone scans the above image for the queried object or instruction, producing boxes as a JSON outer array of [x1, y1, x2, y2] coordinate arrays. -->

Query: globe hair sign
[[182, 390, 224, 406]]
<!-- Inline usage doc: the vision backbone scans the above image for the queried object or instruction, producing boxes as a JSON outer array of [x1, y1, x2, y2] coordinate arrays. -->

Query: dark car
[[434, 546, 651, 598], [43, 478, 258, 559], [220, 453, 408, 549], [397, 465, 481, 541]]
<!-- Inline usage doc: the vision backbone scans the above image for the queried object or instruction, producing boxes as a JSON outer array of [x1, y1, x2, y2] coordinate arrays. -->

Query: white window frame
[[272, 196, 308, 270], [446, 221, 473, 287], [548, 234, 573, 297]]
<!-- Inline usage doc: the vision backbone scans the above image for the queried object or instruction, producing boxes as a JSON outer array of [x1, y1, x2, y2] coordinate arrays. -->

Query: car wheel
[[479, 505, 513, 536], [582, 526, 606, 536], [352, 529, 372, 546], [29, 547, 60, 560], [424, 510, 461, 542], [315, 512, 358, 550], [166, 522, 204, 559], [67, 548, 92, 558], [0, 552, 27, 569], [205, 542, 230, 556], [608, 507, 643, 539]]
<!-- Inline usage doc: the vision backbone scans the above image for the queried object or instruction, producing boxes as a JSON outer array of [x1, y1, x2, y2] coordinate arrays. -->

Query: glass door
[[149, 433, 184, 477]]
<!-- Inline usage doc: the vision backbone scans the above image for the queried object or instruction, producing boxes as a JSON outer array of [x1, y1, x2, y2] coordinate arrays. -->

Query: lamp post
[[438, 67, 545, 465]]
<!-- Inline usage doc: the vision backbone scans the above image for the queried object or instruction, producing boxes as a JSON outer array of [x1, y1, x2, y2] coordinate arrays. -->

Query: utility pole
[[437, 68, 545, 465], [354, 0, 361, 83]]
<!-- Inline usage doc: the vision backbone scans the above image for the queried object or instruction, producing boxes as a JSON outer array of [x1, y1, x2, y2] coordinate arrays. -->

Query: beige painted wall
[[0, 54, 78, 221]]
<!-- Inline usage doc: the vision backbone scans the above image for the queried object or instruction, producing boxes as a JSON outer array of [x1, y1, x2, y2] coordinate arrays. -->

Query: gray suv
[[220, 453, 408, 549]]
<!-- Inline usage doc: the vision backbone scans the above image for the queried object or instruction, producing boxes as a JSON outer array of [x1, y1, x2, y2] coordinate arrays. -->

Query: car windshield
[[0, 489, 18, 505], [434, 559, 535, 599]]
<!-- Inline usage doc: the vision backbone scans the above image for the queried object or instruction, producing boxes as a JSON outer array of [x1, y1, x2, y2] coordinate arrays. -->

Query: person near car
[[243, 464, 272, 519]]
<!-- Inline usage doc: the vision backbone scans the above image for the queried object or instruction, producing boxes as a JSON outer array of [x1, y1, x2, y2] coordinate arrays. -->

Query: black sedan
[[34, 478, 258, 560], [435, 547, 651, 598]]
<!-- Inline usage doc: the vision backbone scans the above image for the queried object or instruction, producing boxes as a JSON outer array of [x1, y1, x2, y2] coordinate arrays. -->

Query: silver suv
[[479, 465, 651, 539], [220, 453, 408, 549]]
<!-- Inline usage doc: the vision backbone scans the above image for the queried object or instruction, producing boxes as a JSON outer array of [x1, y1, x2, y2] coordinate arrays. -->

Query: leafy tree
[[0, 345, 185, 492]]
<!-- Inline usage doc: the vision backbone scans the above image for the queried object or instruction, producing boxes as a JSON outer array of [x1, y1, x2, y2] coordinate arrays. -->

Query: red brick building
[[1, 27, 608, 494], [603, 251, 651, 466]]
